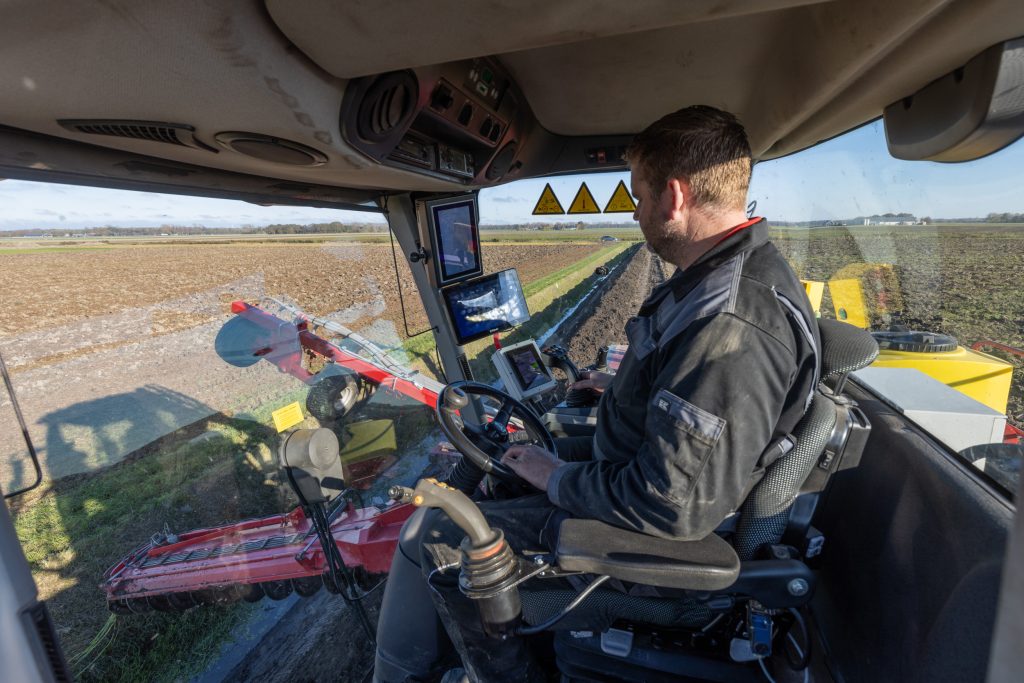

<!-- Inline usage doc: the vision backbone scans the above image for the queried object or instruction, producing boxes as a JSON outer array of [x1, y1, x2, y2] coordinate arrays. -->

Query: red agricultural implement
[[102, 300, 448, 615]]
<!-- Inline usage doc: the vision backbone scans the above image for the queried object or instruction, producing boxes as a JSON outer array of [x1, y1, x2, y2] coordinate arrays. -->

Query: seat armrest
[[555, 519, 740, 590]]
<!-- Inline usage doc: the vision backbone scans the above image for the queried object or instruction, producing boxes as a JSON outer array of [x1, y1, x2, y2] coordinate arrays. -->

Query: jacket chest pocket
[[645, 389, 727, 502]]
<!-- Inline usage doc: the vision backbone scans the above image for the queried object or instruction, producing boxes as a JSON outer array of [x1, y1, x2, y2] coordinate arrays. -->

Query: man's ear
[[663, 178, 689, 220]]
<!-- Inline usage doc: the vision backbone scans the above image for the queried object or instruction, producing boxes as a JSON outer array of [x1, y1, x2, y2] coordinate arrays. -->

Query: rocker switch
[[600, 628, 634, 657]]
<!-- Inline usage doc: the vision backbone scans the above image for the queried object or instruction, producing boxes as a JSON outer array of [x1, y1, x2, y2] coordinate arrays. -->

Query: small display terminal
[[491, 340, 558, 402], [424, 194, 483, 286]]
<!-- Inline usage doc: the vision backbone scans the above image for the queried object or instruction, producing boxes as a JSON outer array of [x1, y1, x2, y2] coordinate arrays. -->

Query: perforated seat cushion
[[734, 392, 837, 560]]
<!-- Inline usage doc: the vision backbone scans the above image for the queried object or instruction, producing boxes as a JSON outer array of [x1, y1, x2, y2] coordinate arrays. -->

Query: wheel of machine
[[193, 586, 242, 606], [109, 597, 151, 615], [239, 583, 265, 603], [147, 594, 177, 612], [167, 591, 199, 611], [261, 579, 294, 600], [292, 574, 324, 597], [306, 371, 366, 423]]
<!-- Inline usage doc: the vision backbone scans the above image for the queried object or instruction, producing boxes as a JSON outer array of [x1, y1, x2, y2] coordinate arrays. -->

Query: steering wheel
[[435, 381, 557, 486]]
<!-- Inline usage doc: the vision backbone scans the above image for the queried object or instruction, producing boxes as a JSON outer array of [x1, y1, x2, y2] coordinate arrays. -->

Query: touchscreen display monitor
[[442, 269, 530, 345], [506, 345, 551, 392], [427, 197, 482, 285]]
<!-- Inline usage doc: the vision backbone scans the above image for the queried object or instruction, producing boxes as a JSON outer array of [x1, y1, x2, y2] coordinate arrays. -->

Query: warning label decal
[[603, 180, 637, 213], [567, 182, 600, 214], [532, 183, 565, 215], [272, 402, 305, 433]]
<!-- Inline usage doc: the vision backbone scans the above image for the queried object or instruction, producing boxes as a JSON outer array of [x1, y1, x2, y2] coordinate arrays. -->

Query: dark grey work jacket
[[547, 219, 819, 540]]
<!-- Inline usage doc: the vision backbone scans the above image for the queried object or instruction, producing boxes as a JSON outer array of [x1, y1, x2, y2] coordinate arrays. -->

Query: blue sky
[[2, 121, 1022, 231]]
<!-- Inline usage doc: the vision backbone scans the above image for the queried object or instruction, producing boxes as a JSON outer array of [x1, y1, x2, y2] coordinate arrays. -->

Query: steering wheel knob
[[444, 386, 469, 410]]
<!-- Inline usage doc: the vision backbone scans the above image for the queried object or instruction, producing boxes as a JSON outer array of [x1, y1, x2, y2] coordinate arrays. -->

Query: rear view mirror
[[884, 37, 1024, 162]]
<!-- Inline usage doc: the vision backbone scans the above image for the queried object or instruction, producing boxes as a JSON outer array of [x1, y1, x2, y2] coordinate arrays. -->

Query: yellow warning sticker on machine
[[272, 402, 304, 432], [567, 182, 601, 214], [532, 183, 565, 215], [603, 180, 637, 213]]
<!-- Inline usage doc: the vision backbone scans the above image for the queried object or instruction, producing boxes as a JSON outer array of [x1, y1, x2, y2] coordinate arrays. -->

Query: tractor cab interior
[[1, 2, 1024, 683]]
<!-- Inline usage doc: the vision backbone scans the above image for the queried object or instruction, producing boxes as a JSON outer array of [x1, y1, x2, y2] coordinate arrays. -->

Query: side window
[[0, 191, 445, 680], [750, 121, 1023, 499]]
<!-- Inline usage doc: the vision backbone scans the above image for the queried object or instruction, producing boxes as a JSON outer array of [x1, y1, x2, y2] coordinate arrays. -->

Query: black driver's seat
[[521, 319, 879, 682]]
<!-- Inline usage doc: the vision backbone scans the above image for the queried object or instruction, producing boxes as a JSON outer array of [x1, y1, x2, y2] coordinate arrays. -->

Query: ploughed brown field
[[0, 241, 604, 339]]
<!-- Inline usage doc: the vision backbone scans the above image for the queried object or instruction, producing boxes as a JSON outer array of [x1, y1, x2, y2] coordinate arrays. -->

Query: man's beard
[[642, 221, 683, 263]]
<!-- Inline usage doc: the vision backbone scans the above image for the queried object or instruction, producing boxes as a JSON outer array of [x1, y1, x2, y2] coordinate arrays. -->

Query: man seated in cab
[[376, 106, 819, 683]]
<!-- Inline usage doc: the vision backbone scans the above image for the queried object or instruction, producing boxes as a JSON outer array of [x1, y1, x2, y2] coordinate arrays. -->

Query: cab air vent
[[486, 142, 517, 181], [58, 119, 214, 151], [356, 72, 418, 144]]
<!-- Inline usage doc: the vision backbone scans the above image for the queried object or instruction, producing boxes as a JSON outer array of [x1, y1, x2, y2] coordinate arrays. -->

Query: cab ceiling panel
[[269, 0, 1024, 159], [263, 0, 828, 79], [0, 0, 464, 197], [1, 0, 1023, 200]]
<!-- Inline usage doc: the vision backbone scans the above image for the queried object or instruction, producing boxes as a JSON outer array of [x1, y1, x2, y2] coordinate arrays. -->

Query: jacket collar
[[642, 218, 768, 312]]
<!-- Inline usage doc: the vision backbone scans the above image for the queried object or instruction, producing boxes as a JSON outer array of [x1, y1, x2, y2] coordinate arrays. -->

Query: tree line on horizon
[[5, 213, 1023, 238]]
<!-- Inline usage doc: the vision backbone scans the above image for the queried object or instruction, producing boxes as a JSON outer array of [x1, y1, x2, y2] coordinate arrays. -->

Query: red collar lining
[[715, 217, 762, 246]]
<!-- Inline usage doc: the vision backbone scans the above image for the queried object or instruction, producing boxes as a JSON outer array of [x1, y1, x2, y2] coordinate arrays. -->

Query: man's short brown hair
[[626, 105, 752, 211]]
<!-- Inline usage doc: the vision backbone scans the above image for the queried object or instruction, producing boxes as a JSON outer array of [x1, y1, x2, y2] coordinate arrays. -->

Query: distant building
[[866, 212, 917, 225]]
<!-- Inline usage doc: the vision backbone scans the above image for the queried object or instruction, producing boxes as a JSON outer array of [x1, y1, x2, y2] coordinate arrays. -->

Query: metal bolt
[[788, 578, 810, 596], [533, 555, 546, 565]]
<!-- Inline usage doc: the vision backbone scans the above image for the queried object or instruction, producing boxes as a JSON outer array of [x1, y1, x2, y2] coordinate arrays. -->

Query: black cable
[[434, 346, 449, 383], [785, 607, 812, 671], [309, 504, 377, 643], [516, 575, 612, 635], [385, 199, 433, 340], [1, 349, 43, 499]]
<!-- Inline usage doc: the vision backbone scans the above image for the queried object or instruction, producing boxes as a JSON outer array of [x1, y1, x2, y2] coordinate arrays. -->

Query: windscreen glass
[[1, 179, 634, 681], [433, 201, 479, 281]]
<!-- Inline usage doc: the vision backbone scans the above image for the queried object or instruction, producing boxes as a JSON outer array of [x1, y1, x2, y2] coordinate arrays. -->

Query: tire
[[306, 372, 366, 423]]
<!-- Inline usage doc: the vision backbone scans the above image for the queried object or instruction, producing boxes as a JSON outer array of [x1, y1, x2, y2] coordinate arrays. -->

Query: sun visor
[[884, 37, 1024, 162]]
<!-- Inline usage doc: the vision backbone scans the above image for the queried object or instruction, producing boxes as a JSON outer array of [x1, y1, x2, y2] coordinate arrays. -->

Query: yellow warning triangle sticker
[[567, 182, 601, 214], [532, 183, 565, 215], [603, 180, 637, 213]]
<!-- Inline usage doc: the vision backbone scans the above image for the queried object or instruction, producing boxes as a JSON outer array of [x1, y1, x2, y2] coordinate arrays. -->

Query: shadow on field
[[9, 386, 292, 682]]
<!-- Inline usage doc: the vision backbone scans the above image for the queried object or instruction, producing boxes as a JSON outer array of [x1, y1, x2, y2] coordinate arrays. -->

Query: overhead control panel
[[340, 58, 528, 185]]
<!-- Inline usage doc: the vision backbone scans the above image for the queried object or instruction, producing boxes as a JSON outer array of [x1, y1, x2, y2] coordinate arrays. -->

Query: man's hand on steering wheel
[[501, 445, 564, 492]]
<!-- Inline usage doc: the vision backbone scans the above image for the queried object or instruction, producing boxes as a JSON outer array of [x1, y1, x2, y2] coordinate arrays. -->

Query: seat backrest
[[733, 319, 878, 561]]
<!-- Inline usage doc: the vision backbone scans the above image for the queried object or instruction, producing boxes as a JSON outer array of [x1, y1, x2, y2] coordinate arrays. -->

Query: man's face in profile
[[630, 164, 676, 260]]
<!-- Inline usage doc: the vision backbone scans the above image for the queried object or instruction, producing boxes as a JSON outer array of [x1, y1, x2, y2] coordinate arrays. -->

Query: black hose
[[516, 575, 612, 635], [442, 456, 486, 495], [785, 607, 811, 671]]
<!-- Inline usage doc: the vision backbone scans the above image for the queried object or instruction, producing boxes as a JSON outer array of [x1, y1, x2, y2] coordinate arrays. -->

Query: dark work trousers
[[419, 437, 593, 683]]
